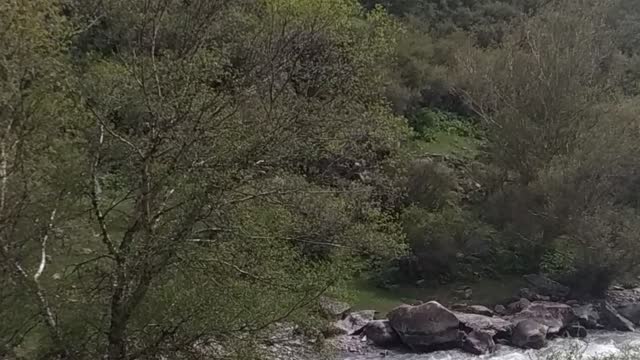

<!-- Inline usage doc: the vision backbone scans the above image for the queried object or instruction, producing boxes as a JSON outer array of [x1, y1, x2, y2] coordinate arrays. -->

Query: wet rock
[[335, 310, 376, 335], [456, 305, 493, 316], [319, 296, 351, 319], [615, 303, 640, 325], [455, 286, 473, 300], [519, 287, 537, 300], [461, 330, 496, 355], [565, 324, 587, 338], [388, 301, 460, 352], [601, 301, 635, 332], [511, 320, 548, 349], [574, 303, 602, 329], [455, 312, 513, 336], [362, 320, 401, 348], [494, 304, 507, 315], [606, 287, 640, 308], [509, 301, 575, 334], [524, 274, 570, 300], [507, 298, 531, 314], [566, 300, 579, 306]]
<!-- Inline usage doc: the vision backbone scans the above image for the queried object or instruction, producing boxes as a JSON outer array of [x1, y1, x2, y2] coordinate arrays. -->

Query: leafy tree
[[1, 0, 408, 358]]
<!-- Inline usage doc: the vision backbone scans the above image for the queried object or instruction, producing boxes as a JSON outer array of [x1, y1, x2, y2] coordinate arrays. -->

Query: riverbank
[[347, 276, 526, 315]]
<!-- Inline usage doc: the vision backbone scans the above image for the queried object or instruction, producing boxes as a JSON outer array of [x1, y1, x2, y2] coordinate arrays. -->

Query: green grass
[[345, 276, 525, 315], [410, 130, 483, 159]]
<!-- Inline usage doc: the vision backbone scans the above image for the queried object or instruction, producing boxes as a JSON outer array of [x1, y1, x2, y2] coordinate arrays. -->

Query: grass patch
[[345, 276, 525, 315], [411, 130, 483, 158]]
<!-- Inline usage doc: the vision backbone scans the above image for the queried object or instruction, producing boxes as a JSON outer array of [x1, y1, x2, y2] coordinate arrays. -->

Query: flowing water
[[342, 332, 640, 360]]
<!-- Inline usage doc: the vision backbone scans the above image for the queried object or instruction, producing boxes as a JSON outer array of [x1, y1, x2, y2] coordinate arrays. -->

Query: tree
[[2, 0, 408, 358]]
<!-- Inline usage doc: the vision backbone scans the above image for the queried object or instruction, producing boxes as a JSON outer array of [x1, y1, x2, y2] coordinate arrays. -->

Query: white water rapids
[[342, 332, 640, 360]]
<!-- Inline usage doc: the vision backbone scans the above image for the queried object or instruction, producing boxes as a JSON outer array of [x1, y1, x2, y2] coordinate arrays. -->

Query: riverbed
[[342, 331, 640, 360]]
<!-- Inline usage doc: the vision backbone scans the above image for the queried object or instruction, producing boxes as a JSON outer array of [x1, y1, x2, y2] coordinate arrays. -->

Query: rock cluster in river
[[329, 275, 640, 357]]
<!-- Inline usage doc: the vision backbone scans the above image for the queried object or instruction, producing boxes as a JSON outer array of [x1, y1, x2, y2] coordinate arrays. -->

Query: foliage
[[0, 0, 409, 358]]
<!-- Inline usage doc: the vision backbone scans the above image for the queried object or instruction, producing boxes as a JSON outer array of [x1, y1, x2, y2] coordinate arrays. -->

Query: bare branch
[[34, 208, 57, 280]]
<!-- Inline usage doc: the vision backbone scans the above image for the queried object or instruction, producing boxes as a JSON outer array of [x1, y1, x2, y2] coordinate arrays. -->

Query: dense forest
[[3, 0, 640, 359]]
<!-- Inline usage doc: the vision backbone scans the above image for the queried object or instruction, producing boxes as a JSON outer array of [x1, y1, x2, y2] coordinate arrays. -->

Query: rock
[[335, 310, 376, 335], [566, 300, 579, 306], [565, 324, 587, 338], [615, 303, 640, 325], [524, 274, 570, 300], [362, 320, 401, 348], [519, 287, 537, 300], [455, 286, 473, 300], [452, 304, 494, 317], [319, 296, 351, 319], [600, 301, 635, 332], [509, 301, 575, 334], [507, 298, 531, 314], [461, 330, 496, 355], [574, 304, 602, 329], [494, 304, 507, 315], [454, 312, 513, 336], [388, 301, 460, 352], [606, 287, 640, 308], [511, 320, 548, 349]]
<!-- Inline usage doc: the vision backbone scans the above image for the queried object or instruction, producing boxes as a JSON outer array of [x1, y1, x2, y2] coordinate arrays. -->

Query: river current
[[342, 331, 640, 360]]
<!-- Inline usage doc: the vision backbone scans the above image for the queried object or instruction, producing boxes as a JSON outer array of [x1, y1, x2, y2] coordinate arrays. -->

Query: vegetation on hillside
[[3, 0, 640, 358]]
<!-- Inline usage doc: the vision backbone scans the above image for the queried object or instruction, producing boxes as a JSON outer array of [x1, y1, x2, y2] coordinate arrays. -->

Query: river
[[342, 331, 640, 360]]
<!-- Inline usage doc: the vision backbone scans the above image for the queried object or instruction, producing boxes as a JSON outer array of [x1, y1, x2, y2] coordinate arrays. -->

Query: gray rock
[[455, 287, 473, 300], [606, 287, 640, 308], [601, 302, 635, 332], [388, 301, 460, 352], [335, 310, 376, 335], [574, 304, 601, 329], [455, 312, 513, 336], [616, 303, 640, 325], [511, 320, 548, 349], [362, 320, 401, 348], [524, 274, 570, 300], [507, 298, 531, 314], [565, 324, 587, 338], [452, 304, 494, 317], [319, 296, 351, 319], [509, 301, 575, 334], [494, 304, 507, 315], [519, 287, 537, 300], [461, 330, 496, 355]]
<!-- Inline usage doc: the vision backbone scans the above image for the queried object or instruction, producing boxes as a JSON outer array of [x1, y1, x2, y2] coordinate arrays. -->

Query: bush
[[401, 206, 496, 282]]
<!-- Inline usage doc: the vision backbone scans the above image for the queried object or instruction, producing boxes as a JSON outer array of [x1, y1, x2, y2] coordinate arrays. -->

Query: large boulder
[[574, 304, 602, 329], [454, 312, 513, 336], [319, 296, 351, 319], [451, 304, 494, 317], [615, 303, 640, 325], [335, 310, 376, 335], [600, 302, 635, 332], [524, 274, 570, 300], [461, 330, 496, 355], [511, 320, 548, 349], [388, 301, 461, 352], [361, 320, 401, 348], [509, 301, 575, 334]]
